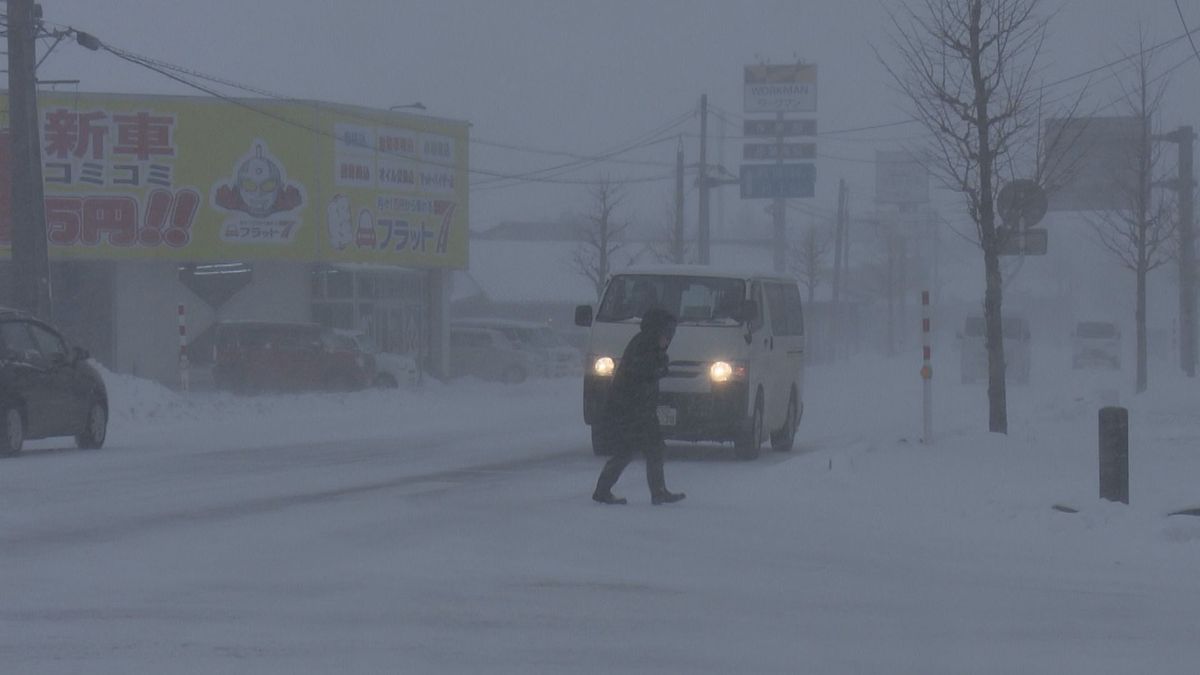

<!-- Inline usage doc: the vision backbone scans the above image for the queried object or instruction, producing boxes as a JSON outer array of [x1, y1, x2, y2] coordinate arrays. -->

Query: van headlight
[[592, 356, 616, 377], [709, 360, 745, 383]]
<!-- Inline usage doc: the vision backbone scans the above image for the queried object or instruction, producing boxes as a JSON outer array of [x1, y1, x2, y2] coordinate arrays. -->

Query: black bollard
[[1098, 406, 1129, 504]]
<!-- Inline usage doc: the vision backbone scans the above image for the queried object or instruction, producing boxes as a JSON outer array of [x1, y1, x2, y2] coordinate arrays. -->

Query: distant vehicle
[[0, 306, 108, 455], [212, 321, 375, 394], [575, 265, 805, 460], [1072, 321, 1121, 370], [451, 318, 581, 377], [333, 329, 419, 387], [958, 315, 1031, 385], [448, 325, 538, 384]]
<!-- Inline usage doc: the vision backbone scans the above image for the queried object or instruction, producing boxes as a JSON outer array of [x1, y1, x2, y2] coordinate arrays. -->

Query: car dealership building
[[0, 91, 469, 386]]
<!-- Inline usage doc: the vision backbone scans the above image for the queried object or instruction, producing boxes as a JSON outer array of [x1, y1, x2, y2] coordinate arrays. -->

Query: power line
[[98, 45, 684, 188], [1174, 0, 1200, 69]]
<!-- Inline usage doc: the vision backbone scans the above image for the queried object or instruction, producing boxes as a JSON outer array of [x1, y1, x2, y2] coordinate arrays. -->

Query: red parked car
[[212, 321, 375, 394]]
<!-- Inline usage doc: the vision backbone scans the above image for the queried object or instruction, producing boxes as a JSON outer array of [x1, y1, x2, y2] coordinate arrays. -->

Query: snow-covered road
[[4, 350, 1200, 673]]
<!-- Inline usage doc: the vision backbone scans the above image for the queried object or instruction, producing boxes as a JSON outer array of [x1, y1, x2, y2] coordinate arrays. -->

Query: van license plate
[[657, 405, 677, 426]]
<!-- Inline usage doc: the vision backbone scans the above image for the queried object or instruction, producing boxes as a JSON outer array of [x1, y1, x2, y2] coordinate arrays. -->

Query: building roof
[[474, 221, 582, 242], [466, 236, 786, 306]]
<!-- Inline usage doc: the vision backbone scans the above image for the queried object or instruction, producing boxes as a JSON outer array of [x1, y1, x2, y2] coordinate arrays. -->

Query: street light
[[388, 102, 426, 111]]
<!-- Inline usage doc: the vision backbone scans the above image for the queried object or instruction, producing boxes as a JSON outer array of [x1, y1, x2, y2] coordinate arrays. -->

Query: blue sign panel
[[739, 163, 816, 199]]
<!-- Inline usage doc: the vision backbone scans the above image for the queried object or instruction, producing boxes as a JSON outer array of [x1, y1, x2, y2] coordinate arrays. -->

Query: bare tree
[[790, 223, 834, 302], [1086, 32, 1175, 393], [880, 0, 1051, 433], [571, 177, 631, 301]]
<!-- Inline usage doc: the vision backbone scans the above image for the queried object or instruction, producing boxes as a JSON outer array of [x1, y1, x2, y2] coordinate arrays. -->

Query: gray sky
[[33, 1, 1200, 234]]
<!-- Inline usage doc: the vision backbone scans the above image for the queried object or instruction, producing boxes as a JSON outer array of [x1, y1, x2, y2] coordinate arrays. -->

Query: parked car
[[212, 321, 375, 394], [958, 315, 1031, 385], [333, 329, 419, 387], [448, 325, 538, 383], [0, 306, 108, 455], [1072, 321, 1121, 369], [451, 318, 582, 377]]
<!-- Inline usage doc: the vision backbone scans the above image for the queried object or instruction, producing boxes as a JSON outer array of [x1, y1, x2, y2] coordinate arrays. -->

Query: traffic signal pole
[[1155, 126, 1197, 377]]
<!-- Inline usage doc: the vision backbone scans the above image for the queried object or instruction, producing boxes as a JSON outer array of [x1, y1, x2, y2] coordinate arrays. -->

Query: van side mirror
[[740, 300, 759, 324], [72, 346, 90, 363], [575, 305, 593, 327]]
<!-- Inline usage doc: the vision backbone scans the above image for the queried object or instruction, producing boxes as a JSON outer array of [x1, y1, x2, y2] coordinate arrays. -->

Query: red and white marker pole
[[920, 290, 933, 443], [178, 303, 190, 392]]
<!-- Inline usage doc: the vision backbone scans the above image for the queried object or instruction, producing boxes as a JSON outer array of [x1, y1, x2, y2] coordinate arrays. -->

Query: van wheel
[[735, 391, 763, 460], [590, 425, 614, 456], [374, 373, 399, 389], [75, 399, 107, 450], [770, 389, 798, 453], [501, 366, 527, 384], [1, 406, 24, 457]]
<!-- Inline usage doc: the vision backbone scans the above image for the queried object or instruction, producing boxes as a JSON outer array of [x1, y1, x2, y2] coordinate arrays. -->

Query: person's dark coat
[[602, 308, 675, 449]]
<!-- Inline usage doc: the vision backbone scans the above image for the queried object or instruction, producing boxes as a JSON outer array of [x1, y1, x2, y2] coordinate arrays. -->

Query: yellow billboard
[[0, 92, 469, 268]]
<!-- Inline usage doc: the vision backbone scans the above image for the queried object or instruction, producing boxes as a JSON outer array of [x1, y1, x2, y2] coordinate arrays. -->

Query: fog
[[5, 1, 1200, 672]]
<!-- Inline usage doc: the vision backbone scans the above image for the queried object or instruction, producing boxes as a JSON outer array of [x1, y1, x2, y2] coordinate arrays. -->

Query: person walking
[[592, 307, 686, 505]]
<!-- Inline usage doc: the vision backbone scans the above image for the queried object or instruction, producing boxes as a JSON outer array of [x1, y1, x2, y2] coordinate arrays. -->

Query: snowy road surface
[[4, 350, 1200, 674]]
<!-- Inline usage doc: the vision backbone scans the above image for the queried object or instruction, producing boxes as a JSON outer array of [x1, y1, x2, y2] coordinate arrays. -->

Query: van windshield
[[597, 275, 746, 325], [963, 317, 1028, 340]]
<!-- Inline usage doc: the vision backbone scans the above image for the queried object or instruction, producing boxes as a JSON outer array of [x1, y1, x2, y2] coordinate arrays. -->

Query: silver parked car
[[448, 325, 538, 384], [451, 318, 581, 377], [333, 329, 420, 387]]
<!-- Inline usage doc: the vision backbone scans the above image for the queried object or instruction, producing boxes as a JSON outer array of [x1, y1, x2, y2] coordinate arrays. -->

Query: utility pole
[[772, 111, 786, 273], [831, 179, 849, 302], [7, 0, 52, 319], [698, 94, 710, 264], [674, 137, 685, 263]]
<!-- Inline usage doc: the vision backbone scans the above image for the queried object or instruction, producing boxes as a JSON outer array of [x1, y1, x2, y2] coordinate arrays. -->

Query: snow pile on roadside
[[97, 363, 584, 451]]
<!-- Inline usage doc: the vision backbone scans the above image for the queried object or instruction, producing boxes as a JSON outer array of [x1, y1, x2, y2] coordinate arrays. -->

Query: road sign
[[997, 227, 1048, 255], [742, 142, 816, 161], [743, 63, 818, 113], [740, 163, 816, 199], [1043, 116, 1144, 211], [743, 119, 817, 137], [997, 179, 1048, 228]]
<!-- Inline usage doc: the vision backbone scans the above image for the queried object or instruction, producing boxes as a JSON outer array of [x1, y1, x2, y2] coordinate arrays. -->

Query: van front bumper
[[583, 375, 750, 443]]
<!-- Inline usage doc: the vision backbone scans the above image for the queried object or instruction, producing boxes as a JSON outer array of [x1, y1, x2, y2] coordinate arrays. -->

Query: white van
[[575, 265, 805, 460], [958, 315, 1031, 385]]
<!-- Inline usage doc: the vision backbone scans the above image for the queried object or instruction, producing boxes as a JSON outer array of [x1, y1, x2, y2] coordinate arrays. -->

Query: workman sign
[[743, 64, 817, 113]]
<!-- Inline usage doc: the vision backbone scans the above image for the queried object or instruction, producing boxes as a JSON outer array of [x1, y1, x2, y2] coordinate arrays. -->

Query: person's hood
[[640, 308, 677, 340]]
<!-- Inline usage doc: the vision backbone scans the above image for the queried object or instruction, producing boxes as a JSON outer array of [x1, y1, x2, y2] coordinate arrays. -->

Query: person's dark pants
[[595, 427, 666, 496]]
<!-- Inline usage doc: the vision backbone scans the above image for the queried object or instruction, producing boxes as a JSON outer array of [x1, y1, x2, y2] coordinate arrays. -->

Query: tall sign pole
[[740, 62, 817, 268], [7, 0, 52, 319], [698, 94, 710, 265]]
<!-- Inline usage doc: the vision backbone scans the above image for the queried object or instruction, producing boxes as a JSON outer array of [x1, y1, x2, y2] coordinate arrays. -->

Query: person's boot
[[651, 489, 686, 505], [592, 490, 628, 505]]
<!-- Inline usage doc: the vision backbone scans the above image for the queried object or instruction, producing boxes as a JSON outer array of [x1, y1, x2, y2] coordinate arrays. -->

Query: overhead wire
[[97, 44, 684, 187], [91, 38, 693, 188]]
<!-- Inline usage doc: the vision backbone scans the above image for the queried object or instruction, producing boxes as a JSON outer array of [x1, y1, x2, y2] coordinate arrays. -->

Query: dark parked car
[[211, 321, 375, 394], [0, 307, 108, 455]]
